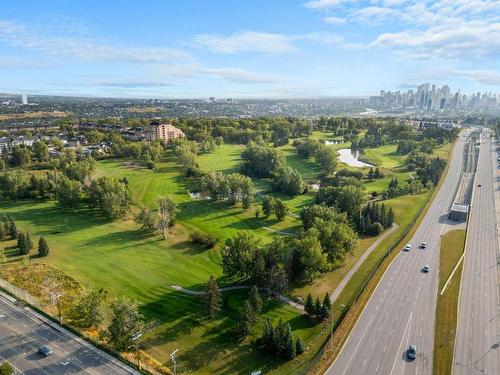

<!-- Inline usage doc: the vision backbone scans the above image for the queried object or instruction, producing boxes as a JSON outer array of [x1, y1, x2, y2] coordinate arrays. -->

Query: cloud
[[157, 64, 283, 84], [193, 30, 345, 54], [94, 80, 175, 88], [352, 6, 410, 24], [324, 16, 348, 25], [449, 69, 500, 86], [0, 19, 191, 64], [373, 20, 500, 59], [193, 31, 296, 54], [200, 67, 283, 84], [304, 0, 356, 9]]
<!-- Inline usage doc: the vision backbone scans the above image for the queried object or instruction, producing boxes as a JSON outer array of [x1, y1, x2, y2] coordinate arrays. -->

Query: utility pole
[[170, 349, 179, 375], [50, 290, 63, 325]]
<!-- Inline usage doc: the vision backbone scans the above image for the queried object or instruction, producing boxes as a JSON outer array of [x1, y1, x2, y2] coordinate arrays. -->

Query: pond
[[337, 148, 374, 168]]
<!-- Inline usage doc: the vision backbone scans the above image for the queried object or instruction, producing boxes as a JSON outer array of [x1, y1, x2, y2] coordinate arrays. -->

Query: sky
[[0, 0, 499, 98]]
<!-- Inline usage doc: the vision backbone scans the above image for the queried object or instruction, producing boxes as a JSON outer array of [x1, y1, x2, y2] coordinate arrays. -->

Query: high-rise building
[[21, 94, 28, 105]]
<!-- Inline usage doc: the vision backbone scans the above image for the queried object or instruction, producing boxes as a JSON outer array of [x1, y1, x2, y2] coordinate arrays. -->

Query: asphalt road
[[453, 128, 500, 375], [0, 292, 139, 375], [327, 137, 466, 375]]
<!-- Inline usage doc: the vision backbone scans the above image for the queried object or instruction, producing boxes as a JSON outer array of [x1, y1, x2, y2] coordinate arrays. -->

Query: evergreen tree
[[304, 293, 315, 317], [323, 293, 332, 311], [38, 236, 49, 257], [17, 232, 28, 255], [285, 330, 296, 359], [261, 318, 274, 349], [203, 275, 222, 319], [25, 232, 34, 252], [318, 304, 330, 320], [273, 198, 289, 221], [314, 297, 322, 317], [387, 207, 395, 227], [249, 285, 263, 314], [295, 336, 305, 355], [8, 219, 17, 239], [236, 299, 256, 337]]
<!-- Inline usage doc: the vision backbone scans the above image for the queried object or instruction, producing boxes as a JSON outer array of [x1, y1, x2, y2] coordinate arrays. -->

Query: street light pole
[[170, 349, 179, 375]]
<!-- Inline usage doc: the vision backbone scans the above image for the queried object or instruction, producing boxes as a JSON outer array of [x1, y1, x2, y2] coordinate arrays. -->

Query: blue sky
[[0, 0, 499, 98]]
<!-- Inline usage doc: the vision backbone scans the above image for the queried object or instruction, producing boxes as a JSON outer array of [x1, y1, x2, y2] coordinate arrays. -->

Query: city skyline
[[0, 1, 499, 98]]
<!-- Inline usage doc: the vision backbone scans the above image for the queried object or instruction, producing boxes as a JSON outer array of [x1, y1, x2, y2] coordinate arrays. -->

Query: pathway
[[170, 285, 304, 311], [329, 223, 399, 303]]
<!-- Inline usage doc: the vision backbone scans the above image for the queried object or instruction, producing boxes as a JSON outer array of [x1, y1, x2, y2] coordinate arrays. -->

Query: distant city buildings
[[21, 94, 28, 105], [370, 83, 499, 113]]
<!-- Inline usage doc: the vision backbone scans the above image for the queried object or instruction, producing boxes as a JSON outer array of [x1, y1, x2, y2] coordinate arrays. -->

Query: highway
[[453, 129, 500, 374], [0, 292, 139, 374], [327, 136, 466, 375]]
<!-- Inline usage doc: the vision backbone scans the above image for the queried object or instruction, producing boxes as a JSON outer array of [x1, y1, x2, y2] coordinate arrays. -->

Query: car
[[478, 184, 482, 187], [420, 242, 427, 249], [407, 344, 417, 360], [422, 265, 430, 273], [403, 244, 412, 251], [38, 346, 53, 357]]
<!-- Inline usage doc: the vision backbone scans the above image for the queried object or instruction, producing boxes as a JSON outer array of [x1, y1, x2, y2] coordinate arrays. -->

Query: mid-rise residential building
[[145, 123, 185, 142]]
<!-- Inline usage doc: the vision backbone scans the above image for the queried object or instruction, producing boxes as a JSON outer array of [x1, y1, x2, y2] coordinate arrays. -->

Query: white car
[[403, 244, 412, 251], [420, 242, 427, 249], [422, 265, 430, 273]]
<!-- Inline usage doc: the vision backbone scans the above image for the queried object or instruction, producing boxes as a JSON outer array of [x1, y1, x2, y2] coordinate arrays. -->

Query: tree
[[271, 166, 306, 196], [156, 197, 177, 239], [11, 145, 31, 167], [38, 236, 49, 257], [134, 207, 157, 233], [8, 219, 17, 238], [295, 336, 305, 355], [292, 229, 328, 282], [54, 175, 82, 209], [203, 276, 222, 319], [33, 141, 49, 162], [304, 293, 315, 317], [88, 177, 133, 219], [17, 232, 28, 255], [71, 289, 106, 328], [0, 362, 13, 375], [25, 232, 34, 252], [323, 292, 332, 311], [261, 195, 275, 218], [249, 285, 263, 314], [273, 198, 289, 221], [221, 231, 261, 278], [315, 146, 338, 176], [107, 297, 144, 352], [284, 324, 296, 360], [0, 170, 31, 199], [236, 299, 257, 337]]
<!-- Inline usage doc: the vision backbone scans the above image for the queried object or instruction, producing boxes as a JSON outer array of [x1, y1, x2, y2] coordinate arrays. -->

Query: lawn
[[433, 229, 466, 375], [0, 148, 318, 374], [360, 144, 405, 169]]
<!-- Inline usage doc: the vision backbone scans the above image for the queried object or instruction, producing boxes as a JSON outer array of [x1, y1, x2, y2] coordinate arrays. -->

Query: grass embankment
[[308, 141, 453, 374], [433, 229, 466, 375]]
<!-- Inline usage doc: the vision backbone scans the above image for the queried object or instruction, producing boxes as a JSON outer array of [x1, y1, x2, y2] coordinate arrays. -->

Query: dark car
[[38, 346, 53, 357], [407, 344, 417, 360], [478, 184, 482, 187]]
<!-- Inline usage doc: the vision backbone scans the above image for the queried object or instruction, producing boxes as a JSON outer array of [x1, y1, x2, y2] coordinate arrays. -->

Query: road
[[0, 292, 139, 375], [453, 128, 500, 374], [327, 136, 466, 375]]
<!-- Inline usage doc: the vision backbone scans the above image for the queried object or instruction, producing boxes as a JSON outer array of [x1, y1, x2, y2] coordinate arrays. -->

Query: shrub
[[189, 230, 217, 248]]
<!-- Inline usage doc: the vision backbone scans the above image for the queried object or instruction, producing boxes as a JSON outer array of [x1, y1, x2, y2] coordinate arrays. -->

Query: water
[[337, 148, 374, 168]]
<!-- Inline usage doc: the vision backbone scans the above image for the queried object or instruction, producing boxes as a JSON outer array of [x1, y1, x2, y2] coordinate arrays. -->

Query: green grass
[[433, 229, 466, 375], [360, 144, 405, 169]]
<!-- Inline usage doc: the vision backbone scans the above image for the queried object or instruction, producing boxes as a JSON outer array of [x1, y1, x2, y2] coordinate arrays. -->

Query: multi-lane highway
[[0, 292, 139, 374], [453, 129, 500, 375], [327, 136, 466, 375]]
